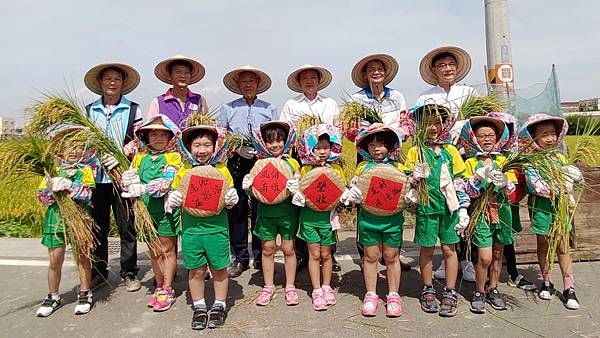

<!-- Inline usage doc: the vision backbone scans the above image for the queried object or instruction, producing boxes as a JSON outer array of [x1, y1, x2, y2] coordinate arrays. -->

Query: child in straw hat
[[403, 104, 470, 317], [519, 113, 583, 310], [166, 124, 238, 330], [119, 115, 182, 312], [36, 128, 96, 317], [457, 116, 516, 313], [242, 120, 301, 306], [292, 123, 346, 311], [342, 123, 406, 317]]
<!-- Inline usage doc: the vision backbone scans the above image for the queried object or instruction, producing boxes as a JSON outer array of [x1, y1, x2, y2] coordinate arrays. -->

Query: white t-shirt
[[351, 87, 410, 135], [280, 93, 340, 126]]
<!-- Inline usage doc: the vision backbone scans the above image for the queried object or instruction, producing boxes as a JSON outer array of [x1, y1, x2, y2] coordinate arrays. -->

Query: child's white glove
[[165, 191, 183, 213], [490, 169, 509, 188], [474, 166, 493, 182], [405, 188, 418, 204], [286, 177, 300, 194], [563, 165, 583, 193], [292, 192, 306, 207], [242, 174, 254, 191], [339, 188, 351, 206], [121, 183, 146, 198], [413, 163, 431, 180], [49, 177, 72, 192], [120, 168, 140, 189], [455, 208, 469, 236], [101, 154, 119, 170], [238, 145, 257, 159], [224, 188, 239, 209], [347, 186, 363, 204]]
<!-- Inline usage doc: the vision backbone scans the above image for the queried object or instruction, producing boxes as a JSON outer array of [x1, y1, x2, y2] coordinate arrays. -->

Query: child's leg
[[419, 246, 435, 286], [503, 244, 519, 280], [209, 266, 229, 304], [281, 239, 297, 286], [556, 237, 574, 289], [441, 244, 458, 290], [149, 240, 165, 288], [489, 243, 504, 289], [363, 245, 381, 293], [76, 253, 92, 291], [382, 245, 400, 294], [320, 245, 333, 286], [307, 243, 322, 289], [48, 247, 66, 293], [475, 247, 492, 292], [536, 235, 551, 282], [159, 236, 178, 291], [261, 240, 276, 286], [188, 266, 208, 303]]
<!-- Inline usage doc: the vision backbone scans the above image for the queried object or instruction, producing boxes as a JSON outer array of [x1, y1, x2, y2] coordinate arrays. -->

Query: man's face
[[299, 69, 319, 96], [363, 60, 386, 86], [147, 129, 171, 151], [100, 69, 124, 96], [475, 126, 497, 152], [237, 71, 259, 98], [533, 122, 558, 149], [190, 135, 215, 164], [432, 56, 458, 85], [169, 64, 192, 87]]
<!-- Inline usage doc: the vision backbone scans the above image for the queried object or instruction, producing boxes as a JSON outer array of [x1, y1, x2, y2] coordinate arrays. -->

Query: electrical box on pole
[[484, 0, 515, 97]]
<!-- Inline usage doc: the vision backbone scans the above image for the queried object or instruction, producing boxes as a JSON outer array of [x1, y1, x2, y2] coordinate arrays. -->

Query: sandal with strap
[[439, 289, 459, 317], [420, 286, 438, 313], [191, 306, 208, 330]]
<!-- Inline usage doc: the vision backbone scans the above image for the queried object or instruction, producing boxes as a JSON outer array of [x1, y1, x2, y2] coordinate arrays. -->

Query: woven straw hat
[[135, 115, 172, 139], [154, 54, 205, 85], [419, 46, 472, 86], [84, 63, 140, 95], [223, 65, 271, 95], [287, 64, 332, 93], [351, 54, 399, 88], [469, 116, 506, 136]]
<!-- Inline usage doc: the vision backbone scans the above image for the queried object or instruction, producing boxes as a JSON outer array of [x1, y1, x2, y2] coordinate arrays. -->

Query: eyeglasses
[[476, 134, 496, 140], [434, 62, 457, 70]]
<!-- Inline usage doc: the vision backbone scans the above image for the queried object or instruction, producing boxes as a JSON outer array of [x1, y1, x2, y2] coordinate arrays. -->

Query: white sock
[[366, 291, 376, 296], [193, 298, 206, 308], [213, 300, 226, 308], [50, 292, 60, 300], [388, 292, 400, 297], [322, 284, 330, 288]]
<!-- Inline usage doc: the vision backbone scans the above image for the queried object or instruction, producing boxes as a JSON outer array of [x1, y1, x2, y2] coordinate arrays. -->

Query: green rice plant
[[459, 94, 506, 120]]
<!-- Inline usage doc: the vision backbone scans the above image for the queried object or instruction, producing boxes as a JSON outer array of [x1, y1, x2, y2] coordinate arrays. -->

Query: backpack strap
[[124, 102, 139, 145]]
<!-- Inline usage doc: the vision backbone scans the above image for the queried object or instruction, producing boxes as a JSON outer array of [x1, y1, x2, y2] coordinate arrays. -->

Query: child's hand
[[121, 184, 146, 198], [238, 145, 257, 159], [165, 191, 183, 213], [101, 154, 119, 170], [121, 168, 140, 190], [455, 208, 469, 236], [490, 170, 509, 188], [242, 175, 254, 191], [292, 192, 305, 207], [286, 178, 300, 194], [347, 186, 363, 204], [49, 177, 72, 192], [413, 163, 431, 180], [225, 188, 239, 209]]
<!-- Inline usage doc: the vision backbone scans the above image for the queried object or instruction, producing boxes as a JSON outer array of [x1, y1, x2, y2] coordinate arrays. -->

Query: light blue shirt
[[218, 97, 278, 136]]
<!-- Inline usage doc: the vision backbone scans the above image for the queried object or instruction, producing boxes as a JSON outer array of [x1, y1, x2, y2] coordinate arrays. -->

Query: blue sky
[[1, 0, 598, 123]]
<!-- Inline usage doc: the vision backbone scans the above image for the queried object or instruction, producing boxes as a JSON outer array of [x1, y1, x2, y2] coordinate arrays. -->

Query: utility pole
[[484, 0, 515, 97]]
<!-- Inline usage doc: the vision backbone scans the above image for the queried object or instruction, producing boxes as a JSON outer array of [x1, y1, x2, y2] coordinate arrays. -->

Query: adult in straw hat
[[280, 64, 341, 272], [148, 55, 209, 128], [83, 62, 144, 292], [218, 65, 277, 278], [350, 54, 412, 138]]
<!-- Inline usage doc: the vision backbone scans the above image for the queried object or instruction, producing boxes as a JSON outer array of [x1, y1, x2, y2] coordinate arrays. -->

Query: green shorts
[[254, 215, 298, 241], [472, 220, 514, 248], [298, 223, 336, 246], [358, 226, 403, 248], [528, 196, 569, 235], [41, 232, 66, 248], [510, 204, 522, 233], [182, 231, 230, 270], [414, 212, 460, 247], [151, 208, 181, 237]]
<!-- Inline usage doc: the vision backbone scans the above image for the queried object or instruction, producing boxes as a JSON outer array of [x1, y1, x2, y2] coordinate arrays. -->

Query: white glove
[[238, 145, 257, 160], [165, 191, 183, 213], [347, 186, 363, 204], [340, 188, 351, 206], [225, 188, 239, 209], [490, 169, 509, 188], [101, 154, 119, 170], [292, 192, 306, 207], [242, 174, 254, 191], [474, 166, 493, 183], [413, 163, 431, 180], [120, 168, 140, 189], [286, 178, 300, 194], [455, 208, 469, 236], [405, 188, 418, 204], [564, 165, 583, 185], [121, 183, 146, 198], [49, 177, 72, 192]]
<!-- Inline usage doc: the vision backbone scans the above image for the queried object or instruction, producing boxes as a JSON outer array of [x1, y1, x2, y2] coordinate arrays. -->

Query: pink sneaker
[[385, 293, 403, 317], [256, 286, 276, 306], [322, 285, 336, 306], [285, 285, 299, 306], [361, 293, 379, 317], [147, 287, 162, 308], [312, 289, 327, 311], [153, 288, 175, 312]]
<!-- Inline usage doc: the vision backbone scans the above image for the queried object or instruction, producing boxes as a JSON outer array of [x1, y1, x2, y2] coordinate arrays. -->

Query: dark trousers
[[91, 183, 138, 279], [227, 155, 261, 267], [503, 243, 518, 280]]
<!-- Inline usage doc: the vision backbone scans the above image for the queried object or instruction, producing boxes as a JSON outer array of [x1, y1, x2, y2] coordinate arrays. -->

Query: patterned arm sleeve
[[464, 176, 483, 199], [68, 181, 93, 204], [37, 189, 55, 206], [524, 168, 552, 198], [145, 154, 182, 198], [502, 180, 516, 197], [454, 177, 471, 209]]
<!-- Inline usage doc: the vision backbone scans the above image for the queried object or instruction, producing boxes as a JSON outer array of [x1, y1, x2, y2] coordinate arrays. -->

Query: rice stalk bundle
[[296, 114, 323, 136], [338, 101, 382, 131], [459, 94, 506, 120], [567, 116, 600, 165], [186, 111, 218, 127]]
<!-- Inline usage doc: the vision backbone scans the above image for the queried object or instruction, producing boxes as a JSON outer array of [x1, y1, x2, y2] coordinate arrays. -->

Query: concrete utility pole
[[484, 0, 515, 96]]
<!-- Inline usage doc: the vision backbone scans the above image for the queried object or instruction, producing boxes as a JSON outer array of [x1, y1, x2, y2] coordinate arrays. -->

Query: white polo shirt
[[416, 84, 477, 117], [351, 87, 410, 135], [280, 93, 340, 126]]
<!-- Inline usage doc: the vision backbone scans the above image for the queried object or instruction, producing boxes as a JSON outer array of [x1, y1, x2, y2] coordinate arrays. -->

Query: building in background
[[562, 98, 600, 117], [0, 117, 24, 139]]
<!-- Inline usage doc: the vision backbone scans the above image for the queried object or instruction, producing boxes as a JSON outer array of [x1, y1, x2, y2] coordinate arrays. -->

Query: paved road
[[0, 235, 598, 338]]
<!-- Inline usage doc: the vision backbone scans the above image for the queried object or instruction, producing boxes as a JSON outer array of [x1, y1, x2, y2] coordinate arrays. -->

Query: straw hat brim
[[356, 127, 399, 151], [223, 66, 272, 95], [351, 54, 399, 88], [527, 116, 566, 137], [259, 120, 290, 136], [419, 46, 472, 86], [154, 55, 206, 85], [470, 116, 506, 137], [181, 125, 218, 149], [287, 65, 332, 93], [84, 63, 140, 95], [412, 104, 452, 123]]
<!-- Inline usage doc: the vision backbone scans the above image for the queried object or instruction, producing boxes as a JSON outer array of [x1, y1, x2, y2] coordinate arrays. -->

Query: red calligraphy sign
[[252, 162, 287, 203], [303, 173, 343, 211], [364, 176, 403, 212], [184, 175, 224, 212]]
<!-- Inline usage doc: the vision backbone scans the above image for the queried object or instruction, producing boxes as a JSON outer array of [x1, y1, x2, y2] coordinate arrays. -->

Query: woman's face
[[475, 126, 497, 152], [147, 129, 170, 151], [190, 135, 215, 164], [367, 137, 389, 161], [100, 69, 123, 97], [169, 64, 192, 88], [313, 138, 331, 162], [363, 60, 386, 86], [266, 136, 285, 157]]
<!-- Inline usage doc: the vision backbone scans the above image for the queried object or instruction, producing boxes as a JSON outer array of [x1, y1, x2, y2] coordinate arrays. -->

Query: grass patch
[[565, 136, 600, 166]]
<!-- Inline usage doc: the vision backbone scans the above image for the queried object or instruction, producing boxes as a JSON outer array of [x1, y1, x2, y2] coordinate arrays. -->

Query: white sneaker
[[36, 295, 62, 317], [74, 291, 93, 315], [433, 261, 446, 279], [460, 260, 476, 282]]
